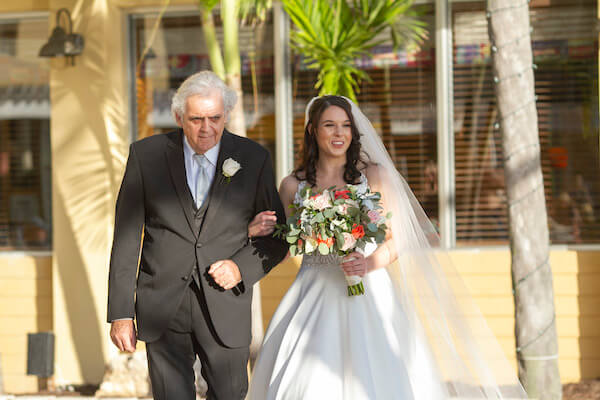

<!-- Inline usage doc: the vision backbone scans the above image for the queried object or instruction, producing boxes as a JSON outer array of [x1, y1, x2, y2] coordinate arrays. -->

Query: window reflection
[[453, 1, 599, 245], [131, 12, 276, 157], [0, 17, 52, 251]]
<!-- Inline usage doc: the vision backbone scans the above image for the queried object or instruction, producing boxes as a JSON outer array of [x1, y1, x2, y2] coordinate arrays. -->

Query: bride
[[246, 95, 528, 399]]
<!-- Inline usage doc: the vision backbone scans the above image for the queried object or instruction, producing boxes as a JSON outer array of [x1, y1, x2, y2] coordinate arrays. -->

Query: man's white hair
[[171, 71, 237, 119]]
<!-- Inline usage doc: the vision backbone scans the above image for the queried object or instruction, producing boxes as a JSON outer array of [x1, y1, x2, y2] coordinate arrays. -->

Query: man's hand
[[110, 319, 137, 352], [248, 210, 277, 238], [208, 259, 242, 290]]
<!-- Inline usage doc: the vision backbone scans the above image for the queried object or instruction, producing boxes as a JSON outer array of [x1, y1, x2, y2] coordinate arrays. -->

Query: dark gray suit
[[107, 129, 288, 399]]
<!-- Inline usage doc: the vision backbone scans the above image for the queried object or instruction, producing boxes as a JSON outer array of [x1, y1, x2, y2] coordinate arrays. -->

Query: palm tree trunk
[[200, 5, 226, 80], [222, 0, 247, 136], [221, 0, 262, 368], [487, 0, 561, 398]]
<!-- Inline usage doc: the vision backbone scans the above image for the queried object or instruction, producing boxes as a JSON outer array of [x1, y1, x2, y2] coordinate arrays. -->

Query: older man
[[107, 71, 288, 399]]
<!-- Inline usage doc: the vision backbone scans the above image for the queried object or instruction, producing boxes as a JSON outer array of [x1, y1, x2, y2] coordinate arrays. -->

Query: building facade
[[0, 0, 598, 393]]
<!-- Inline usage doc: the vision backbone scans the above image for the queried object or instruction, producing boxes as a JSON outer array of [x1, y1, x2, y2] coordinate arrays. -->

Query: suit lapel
[[165, 130, 197, 236], [199, 131, 236, 241]]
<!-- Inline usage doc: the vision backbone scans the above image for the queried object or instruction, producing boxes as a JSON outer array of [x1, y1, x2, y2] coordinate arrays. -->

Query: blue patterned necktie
[[193, 153, 211, 208]]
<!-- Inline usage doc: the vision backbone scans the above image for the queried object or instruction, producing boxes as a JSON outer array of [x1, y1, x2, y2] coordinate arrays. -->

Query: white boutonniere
[[222, 158, 241, 183]]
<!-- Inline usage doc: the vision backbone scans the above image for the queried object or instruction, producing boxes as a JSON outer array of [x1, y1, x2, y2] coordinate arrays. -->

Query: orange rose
[[317, 234, 334, 248], [351, 224, 365, 239], [334, 190, 351, 200]]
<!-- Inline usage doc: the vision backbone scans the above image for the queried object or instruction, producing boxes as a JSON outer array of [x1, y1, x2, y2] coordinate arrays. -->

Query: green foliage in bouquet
[[274, 184, 391, 257]]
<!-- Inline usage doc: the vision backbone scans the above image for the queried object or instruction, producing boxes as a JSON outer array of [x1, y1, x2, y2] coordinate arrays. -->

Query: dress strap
[[356, 171, 369, 193], [294, 180, 308, 205]]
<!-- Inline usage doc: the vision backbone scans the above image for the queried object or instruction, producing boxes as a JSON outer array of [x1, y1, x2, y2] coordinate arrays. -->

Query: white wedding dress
[[247, 175, 448, 400]]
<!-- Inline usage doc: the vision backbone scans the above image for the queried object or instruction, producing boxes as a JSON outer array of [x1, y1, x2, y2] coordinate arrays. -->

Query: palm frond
[[282, 0, 427, 101], [198, 0, 219, 11]]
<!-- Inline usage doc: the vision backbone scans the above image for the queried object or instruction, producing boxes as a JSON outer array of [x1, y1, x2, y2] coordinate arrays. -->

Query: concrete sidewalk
[[0, 397, 152, 400], [0, 396, 205, 399], [0, 393, 207, 399]]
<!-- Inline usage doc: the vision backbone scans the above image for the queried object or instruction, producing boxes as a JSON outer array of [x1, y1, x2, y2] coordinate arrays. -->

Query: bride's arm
[[365, 237, 397, 272], [341, 164, 397, 276], [364, 164, 398, 272]]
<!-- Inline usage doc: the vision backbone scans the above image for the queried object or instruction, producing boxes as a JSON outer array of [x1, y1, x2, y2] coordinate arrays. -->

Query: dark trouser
[[146, 282, 249, 400]]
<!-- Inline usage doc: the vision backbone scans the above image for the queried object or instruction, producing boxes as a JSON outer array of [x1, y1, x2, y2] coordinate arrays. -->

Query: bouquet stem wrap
[[345, 275, 365, 296]]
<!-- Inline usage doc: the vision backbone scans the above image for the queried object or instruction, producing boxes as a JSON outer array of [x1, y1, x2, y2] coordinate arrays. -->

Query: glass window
[[130, 11, 276, 156], [0, 16, 52, 251], [291, 6, 438, 228], [452, 0, 599, 245]]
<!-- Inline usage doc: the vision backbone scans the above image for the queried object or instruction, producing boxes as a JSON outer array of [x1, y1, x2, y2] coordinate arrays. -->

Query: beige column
[[48, 0, 197, 387], [48, 0, 129, 385]]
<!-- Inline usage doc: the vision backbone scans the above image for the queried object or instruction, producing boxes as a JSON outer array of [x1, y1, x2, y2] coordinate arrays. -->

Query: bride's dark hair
[[294, 96, 368, 187]]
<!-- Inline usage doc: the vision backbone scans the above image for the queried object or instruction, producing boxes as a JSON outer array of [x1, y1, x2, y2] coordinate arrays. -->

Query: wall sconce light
[[39, 8, 85, 66]]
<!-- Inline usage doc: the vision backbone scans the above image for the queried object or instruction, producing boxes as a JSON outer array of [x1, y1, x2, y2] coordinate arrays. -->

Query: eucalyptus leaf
[[315, 212, 325, 223], [348, 207, 360, 217], [335, 231, 346, 247], [318, 242, 330, 255], [286, 235, 298, 244], [324, 208, 336, 219], [320, 226, 328, 238]]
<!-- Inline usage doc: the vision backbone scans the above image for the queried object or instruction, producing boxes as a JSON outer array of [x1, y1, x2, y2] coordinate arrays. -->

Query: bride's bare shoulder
[[279, 174, 302, 204], [362, 162, 382, 183], [280, 174, 301, 190]]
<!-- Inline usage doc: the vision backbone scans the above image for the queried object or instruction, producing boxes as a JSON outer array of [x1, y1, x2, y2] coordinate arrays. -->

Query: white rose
[[304, 236, 318, 253], [337, 203, 350, 215], [222, 158, 241, 177]]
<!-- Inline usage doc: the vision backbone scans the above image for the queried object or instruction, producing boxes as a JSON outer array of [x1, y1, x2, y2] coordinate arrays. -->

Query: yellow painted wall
[[0, 255, 52, 393], [260, 249, 600, 384], [0, 1, 49, 12]]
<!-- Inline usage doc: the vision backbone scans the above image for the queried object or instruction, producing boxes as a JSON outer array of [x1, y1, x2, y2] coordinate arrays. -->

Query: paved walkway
[[1, 396, 205, 399], [0, 397, 154, 400]]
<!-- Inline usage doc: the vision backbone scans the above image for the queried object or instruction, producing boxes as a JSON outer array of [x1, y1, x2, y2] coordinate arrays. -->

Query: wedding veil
[[305, 96, 528, 399]]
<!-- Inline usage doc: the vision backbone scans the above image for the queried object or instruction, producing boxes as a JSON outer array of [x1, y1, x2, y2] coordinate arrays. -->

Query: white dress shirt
[[183, 134, 221, 205]]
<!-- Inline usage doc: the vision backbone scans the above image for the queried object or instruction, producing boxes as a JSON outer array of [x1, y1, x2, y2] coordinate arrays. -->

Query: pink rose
[[340, 232, 357, 252], [311, 190, 332, 210], [368, 210, 381, 224]]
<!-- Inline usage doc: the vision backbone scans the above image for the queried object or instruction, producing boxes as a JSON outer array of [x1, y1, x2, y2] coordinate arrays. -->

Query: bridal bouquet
[[275, 184, 390, 296]]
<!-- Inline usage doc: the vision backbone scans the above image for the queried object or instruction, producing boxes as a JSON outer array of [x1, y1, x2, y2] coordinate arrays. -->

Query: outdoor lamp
[[39, 8, 85, 66]]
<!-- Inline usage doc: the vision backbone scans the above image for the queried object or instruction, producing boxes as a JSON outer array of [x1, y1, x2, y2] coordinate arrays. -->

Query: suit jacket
[[107, 129, 288, 348]]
